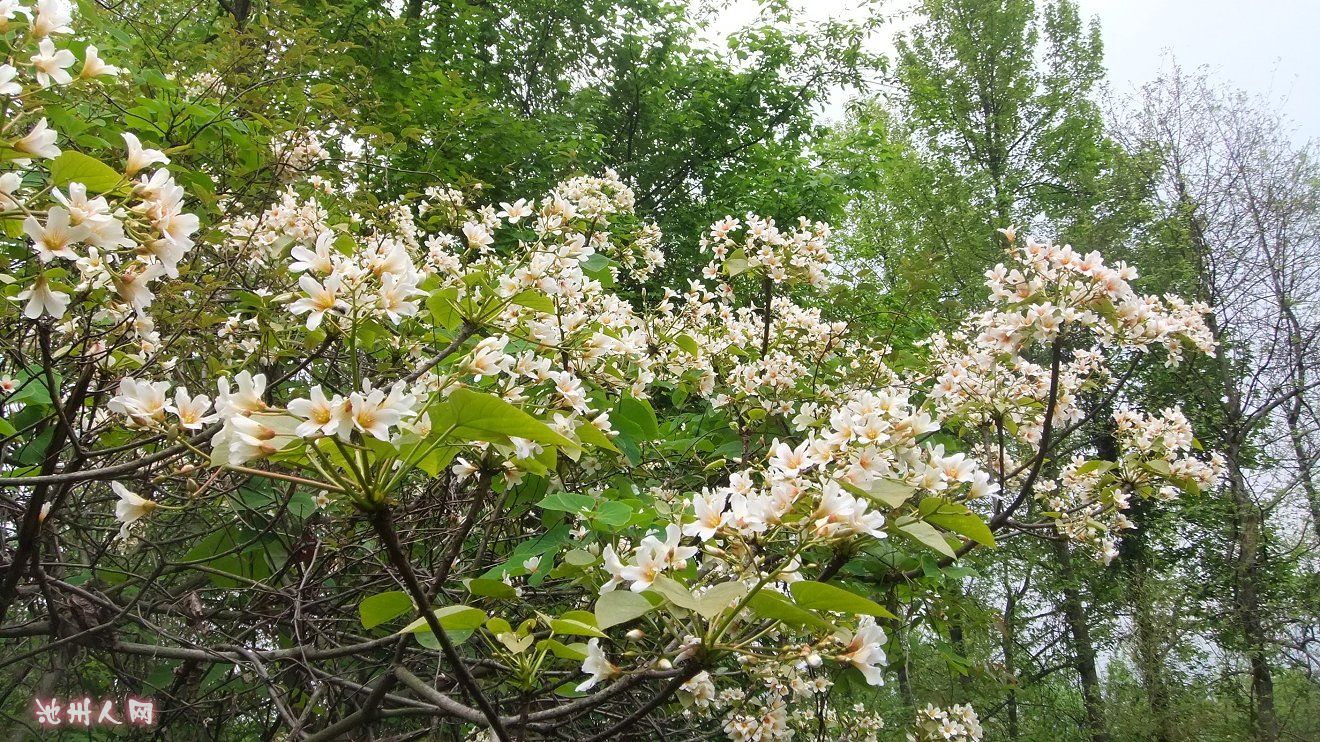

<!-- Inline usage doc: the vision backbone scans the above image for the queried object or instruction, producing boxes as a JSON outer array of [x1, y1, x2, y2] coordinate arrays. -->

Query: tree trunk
[[1053, 539, 1110, 742], [1000, 571, 1021, 739], [1129, 555, 1177, 742], [1226, 451, 1280, 742]]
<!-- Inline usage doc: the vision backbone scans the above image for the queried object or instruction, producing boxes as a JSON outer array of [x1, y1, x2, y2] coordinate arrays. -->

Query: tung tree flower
[[835, 617, 888, 686], [29, 38, 75, 87], [288, 385, 350, 439], [576, 639, 619, 691], [13, 117, 60, 160], [122, 132, 169, 177], [111, 482, 156, 540], [16, 276, 69, 319], [31, 0, 73, 38]]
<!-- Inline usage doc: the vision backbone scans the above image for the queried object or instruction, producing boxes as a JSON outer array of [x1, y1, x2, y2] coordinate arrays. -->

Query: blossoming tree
[[0, 3, 1222, 740]]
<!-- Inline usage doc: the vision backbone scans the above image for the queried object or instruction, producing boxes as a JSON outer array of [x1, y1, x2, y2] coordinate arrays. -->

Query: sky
[[706, 0, 1319, 142]]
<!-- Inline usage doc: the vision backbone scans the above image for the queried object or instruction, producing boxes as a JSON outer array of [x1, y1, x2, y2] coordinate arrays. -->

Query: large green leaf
[[613, 395, 660, 441], [433, 388, 579, 452], [746, 590, 836, 632], [50, 151, 123, 193], [647, 575, 699, 611], [359, 590, 412, 629], [867, 478, 918, 508], [399, 604, 488, 634], [921, 499, 995, 548], [692, 581, 748, 619], [466, 578, 517, 599], [790, 581, 896, 619], [897, 519, 958, 558], [595, 590, 655, 629], [549, 617, 606, 638]]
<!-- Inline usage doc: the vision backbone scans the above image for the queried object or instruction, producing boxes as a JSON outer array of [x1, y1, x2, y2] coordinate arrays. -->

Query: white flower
[[348, 382, 413, 441], [112, 262, 165, 310], [509, 436, 543, 460], [29, 38, 75, 87], [451, 457, 479, 481], [108, 378, 171, 428], [619, 540, 666, 592], [216, 371, 268, 416], [226, 415, 290, 464], [79, 45, 118, 79], [462, 221, 493, 251], [289, 231, 336, 274], [289, 273, 345, 330], [24, 206, 88, 262], [377, 271, 425, 323], [30, 0, 72, 38], [14, 118, 60, 160], [122, 132, 169, 176], [0, 64, 21, 96], [576, 639, 618, 691], [0, 1, 29, 33], [600, 544, 627, 593], [16, 276, 69, 319], [768, 438, 812, 476], [53, 184, 128, 250], [683, 490, 727, 541], [287, 385, 350, 439], [836, 617, 888, 686], [655, 523, 698, 569], [111, 481, 156, 539], [169, 387, 216, 430], [498, 199, 532, 223]]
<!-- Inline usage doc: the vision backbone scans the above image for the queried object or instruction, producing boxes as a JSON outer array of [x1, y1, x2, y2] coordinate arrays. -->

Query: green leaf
[[511, 289, 556, 314], [575, 419, 620, 453], [399, 604, 488, 635], [647, 575, 699, 611], [426, 287, 462, 331], [50, 151, 123, 193], [537, 638, 587, 661], [434, 388, 579, 452], [538, 491, 593, 513], [466, 578, 517, 599], [692, 581, 748, 619], [563, 549, 597, 567], [592, 500, 633, 527], [613, 395, 660, 441], [359, 590, 413, 629], [549, 617, 606, 638], [595, 590, 655, 629], [897, 519, 958, 558], [674, 334, 700, 356], [921, 500, 995, 548], [1075, 460, 1117, 476], [746, 590, 836, 631], [867, 478, 917, 508], [790, 581, 896, 619]]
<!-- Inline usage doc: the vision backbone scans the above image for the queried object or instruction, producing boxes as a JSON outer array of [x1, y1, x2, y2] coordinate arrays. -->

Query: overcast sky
[[708, 0, 1318, 142]]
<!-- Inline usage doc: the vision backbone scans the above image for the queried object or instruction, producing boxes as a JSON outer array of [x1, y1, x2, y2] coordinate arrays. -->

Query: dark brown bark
[[1053, 539, 1110, 742]]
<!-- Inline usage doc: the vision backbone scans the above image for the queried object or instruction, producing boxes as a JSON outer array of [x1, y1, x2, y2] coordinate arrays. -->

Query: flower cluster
[[284, 230, 427, 330], [980, 234, 1214, 363], [700, 214, 833, 287], [1052, 407, 1224, 562], [673, 653, 886, 742], [271, 129, 330, 183], [921, 231, 1218, 557], [3, 1, 198, 329], [907, 703, 983, 742]]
